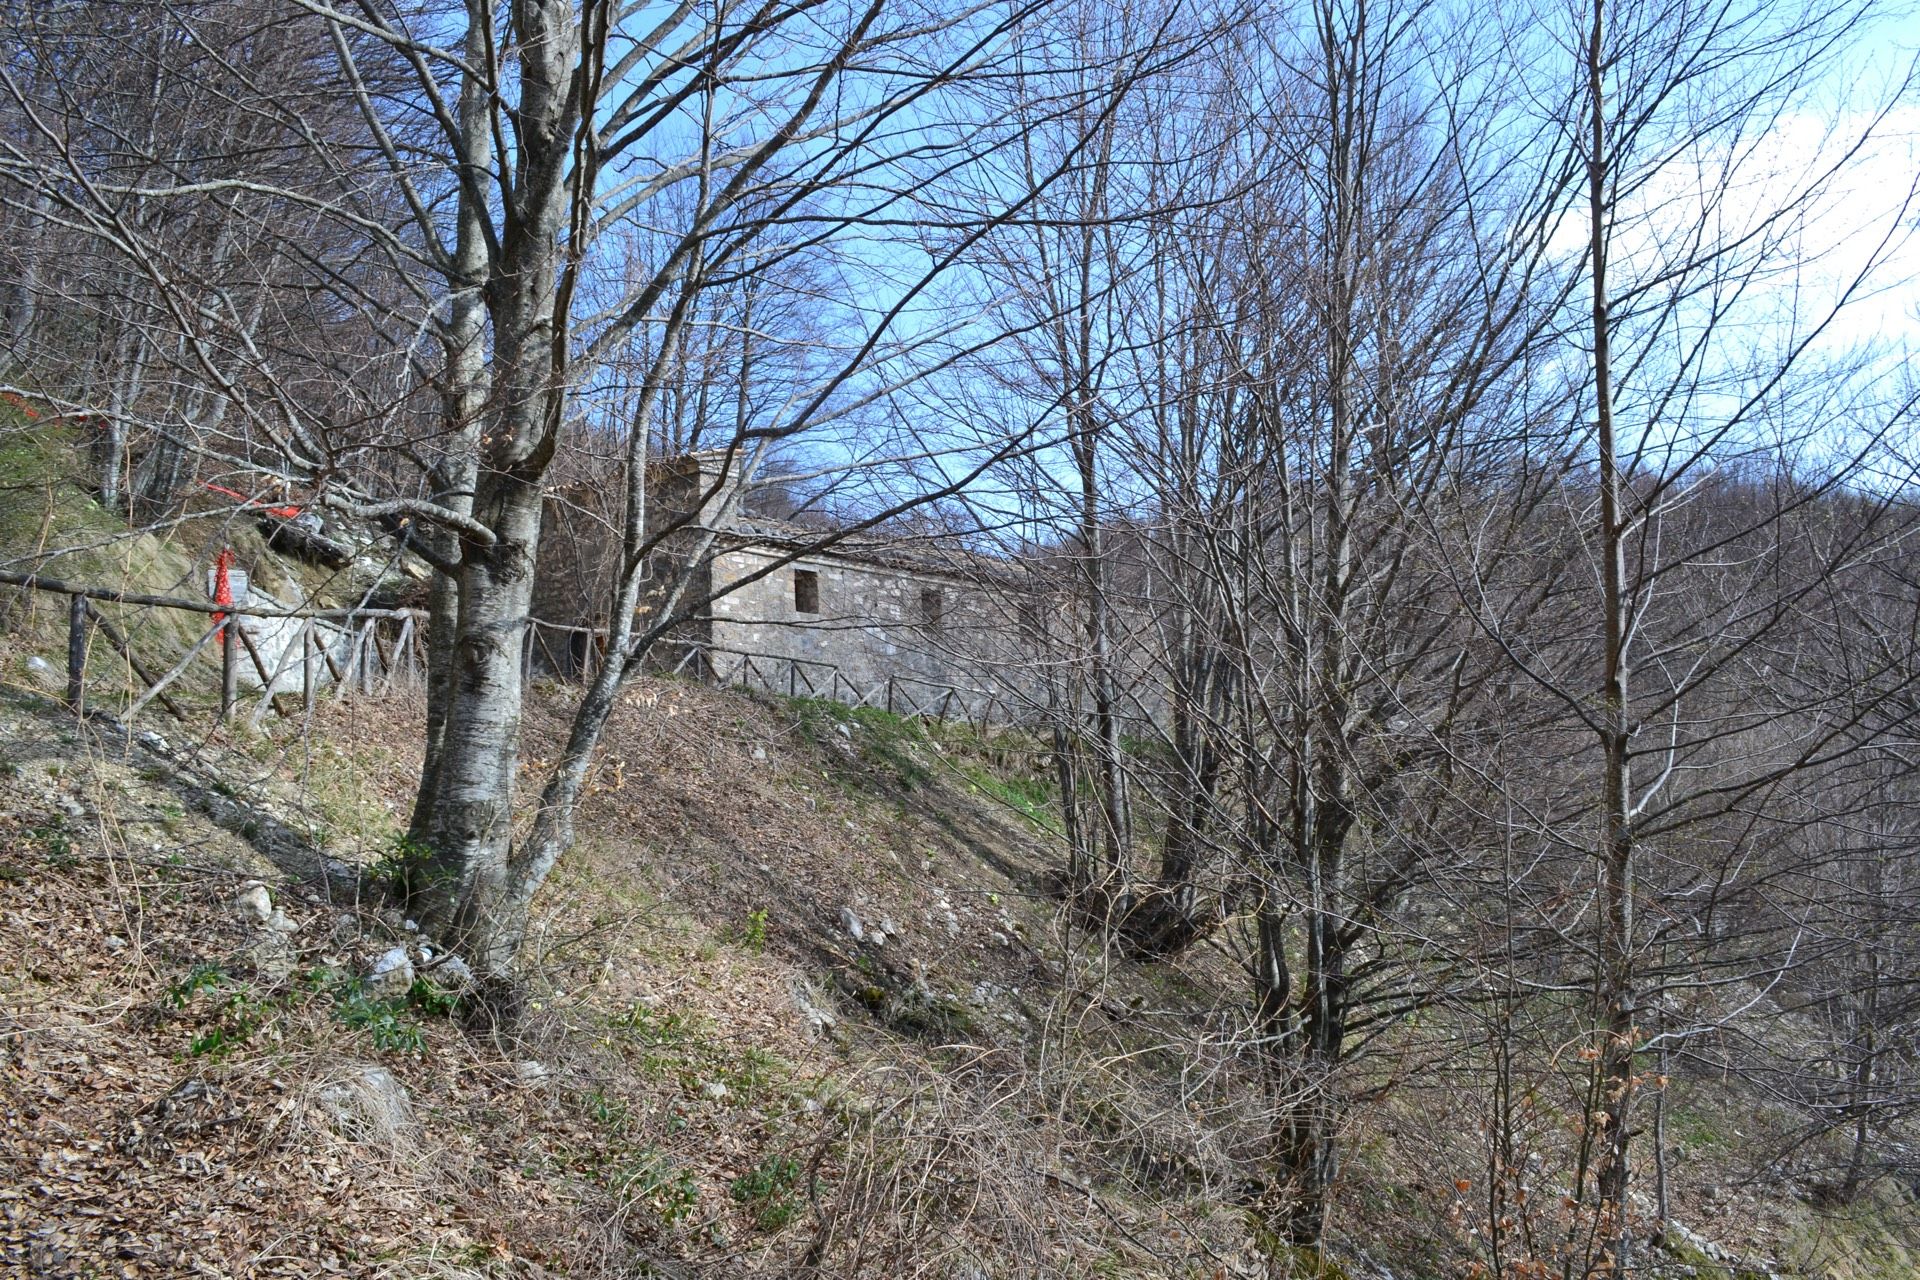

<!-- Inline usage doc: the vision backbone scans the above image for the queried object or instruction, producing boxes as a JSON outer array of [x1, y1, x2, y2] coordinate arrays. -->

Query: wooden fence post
[[66, 593, 87, 714], [303, 621, 315, 718], [388, 616, 414, 694], [219, 619, 238, 722]]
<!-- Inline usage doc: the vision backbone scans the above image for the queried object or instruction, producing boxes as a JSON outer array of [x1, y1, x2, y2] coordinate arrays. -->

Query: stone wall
[[528, 452, 1046, 718], [705, 543, 1031, 717]]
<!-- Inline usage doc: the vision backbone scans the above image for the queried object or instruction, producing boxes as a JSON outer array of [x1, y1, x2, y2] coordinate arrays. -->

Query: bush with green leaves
[[730, 1154, 803, 1231]]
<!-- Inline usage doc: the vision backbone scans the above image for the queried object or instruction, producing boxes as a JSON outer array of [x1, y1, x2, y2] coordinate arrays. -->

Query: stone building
[[532, 451, 1034, 718]]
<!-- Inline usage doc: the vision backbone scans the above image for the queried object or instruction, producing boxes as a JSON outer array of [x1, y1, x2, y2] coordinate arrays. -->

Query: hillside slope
[[2, 425, 1916, 1278], [3, 665, 1916, 1279]]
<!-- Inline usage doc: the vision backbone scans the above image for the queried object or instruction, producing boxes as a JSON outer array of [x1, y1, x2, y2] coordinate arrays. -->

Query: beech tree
[[322, 0, 1214, 979]]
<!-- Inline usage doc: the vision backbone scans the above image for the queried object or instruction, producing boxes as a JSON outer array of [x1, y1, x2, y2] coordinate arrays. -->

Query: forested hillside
[[4, 0, 1919, 1275]]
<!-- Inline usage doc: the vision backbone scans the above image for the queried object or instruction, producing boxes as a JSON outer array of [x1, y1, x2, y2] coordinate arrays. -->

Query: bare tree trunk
[[1, 190, 49, 371], [414, 465, 547, 971], [410, 19, 494, 850], [1839, 952, 1880, 1202], [411, 0, 582, 971], [1585, 7, 1638, 1267]]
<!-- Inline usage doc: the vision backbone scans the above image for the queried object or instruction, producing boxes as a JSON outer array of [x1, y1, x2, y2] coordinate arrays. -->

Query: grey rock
[[365, 945, 414, 998], [793, 983, 838, 1037], [311, 1063, 416, 1148], [839, 906, 865, 943], [429, 954, 475, 989], [249, 933, 298, 983], [514, 1059, 552, 1087], [236, 883, 273, 925]]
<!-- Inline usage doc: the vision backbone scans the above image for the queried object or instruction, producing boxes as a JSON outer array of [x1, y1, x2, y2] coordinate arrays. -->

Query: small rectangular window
[[920, 587, 945, 629], [793, 568, 820, 614]]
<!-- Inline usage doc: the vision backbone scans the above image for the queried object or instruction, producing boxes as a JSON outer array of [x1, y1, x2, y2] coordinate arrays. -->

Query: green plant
[[165, 963, 227, 1009], [729, 1154, 803, 1231], [726, 1046, 785, 1095], [324, 972, 436, 1055], [405, 977, 459, 1017], [26, 817, 75, 866], [607, 1002, 693, 1045], [586, 1090, 631, 1131], [619, 1148, 700, 1225], [963, 766, 1060, 831], [368, 832, 447, 901], [739, 907, 768, 954], [166, 966, 271, 1058]]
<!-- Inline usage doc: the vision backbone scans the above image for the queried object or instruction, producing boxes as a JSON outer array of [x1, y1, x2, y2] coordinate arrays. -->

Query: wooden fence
[[2, 569, 424, 727], [661, 639, 1017, 728], [4, 568, 1019, 733], [523, 618, 1020, 727]]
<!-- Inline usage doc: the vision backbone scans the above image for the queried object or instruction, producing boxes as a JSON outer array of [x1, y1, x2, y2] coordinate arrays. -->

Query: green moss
[[1, 420, 210, 687]]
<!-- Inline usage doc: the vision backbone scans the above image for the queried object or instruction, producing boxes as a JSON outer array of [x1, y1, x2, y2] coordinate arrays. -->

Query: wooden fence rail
[[646, 637, 1014, 729], [10, 571, 1021, 731], [3, 569, 425, 726]]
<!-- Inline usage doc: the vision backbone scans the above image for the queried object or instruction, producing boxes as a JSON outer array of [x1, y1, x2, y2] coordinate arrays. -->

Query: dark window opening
[[793, 568, 820, 614], [920, 587, 945, 629]]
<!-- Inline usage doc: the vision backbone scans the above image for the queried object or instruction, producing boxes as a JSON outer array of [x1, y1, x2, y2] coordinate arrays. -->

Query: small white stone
[[264, 909, 299, 935], [751, 745, 768, 761], [839, 907, 864, 942], [104, 934, 128, 952], [366, 946, 414, 997], [403, 918, 419, 932], [236, 883, 273, 925], [701, 1080, 729, 1101], [515, 1059, 551, 1086]]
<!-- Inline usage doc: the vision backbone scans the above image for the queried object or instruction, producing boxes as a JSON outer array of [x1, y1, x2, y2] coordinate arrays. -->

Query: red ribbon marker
[[204, 480, 303, 521], [212, 547, 235, 634]]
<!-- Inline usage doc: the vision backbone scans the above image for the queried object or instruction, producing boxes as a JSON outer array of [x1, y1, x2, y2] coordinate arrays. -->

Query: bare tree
[[1442, 0, 1920, 1267]]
